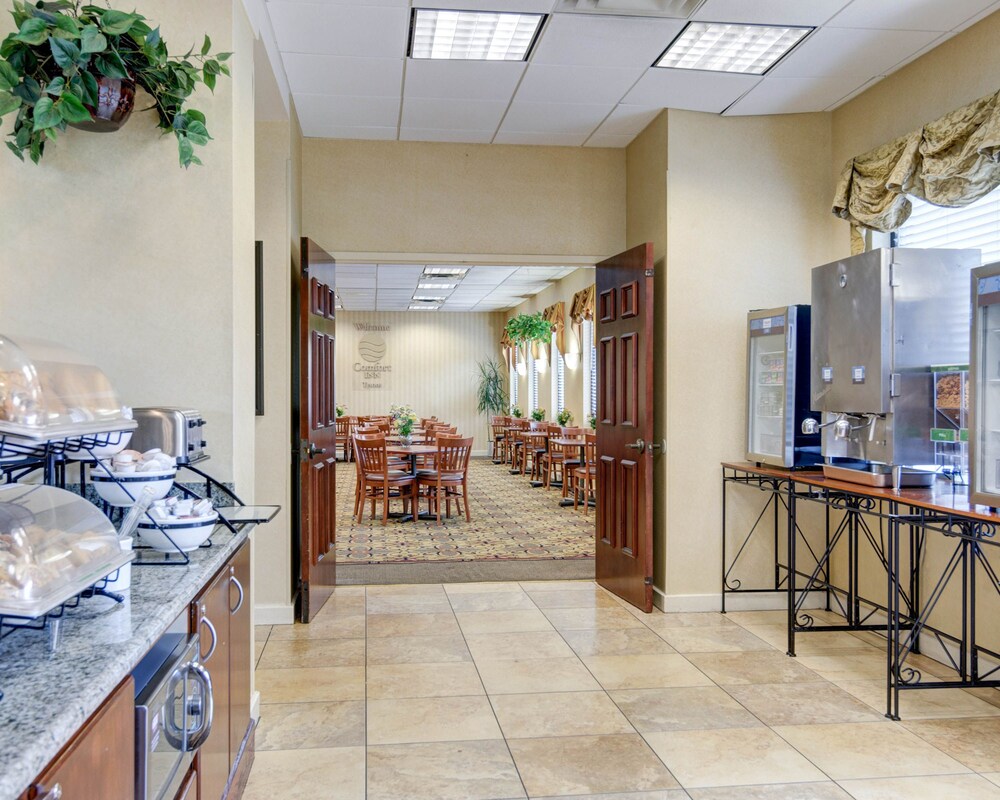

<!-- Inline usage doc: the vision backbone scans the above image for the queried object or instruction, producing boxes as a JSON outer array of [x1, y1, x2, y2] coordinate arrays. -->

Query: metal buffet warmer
[[803, 248, 980, 487], [746, 305, 820, 468]]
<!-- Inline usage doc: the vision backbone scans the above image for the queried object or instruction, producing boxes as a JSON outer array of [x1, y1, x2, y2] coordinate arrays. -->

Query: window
[[551, 332, 565, 415], [582, 318, 597, 420], [509, 348, 518, 408], [895, 189, 1000, 264], [528, 350, 538, 413]]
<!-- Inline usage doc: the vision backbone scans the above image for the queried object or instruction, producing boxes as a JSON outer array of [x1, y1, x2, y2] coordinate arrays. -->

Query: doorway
[[330, 260, 597, 585]]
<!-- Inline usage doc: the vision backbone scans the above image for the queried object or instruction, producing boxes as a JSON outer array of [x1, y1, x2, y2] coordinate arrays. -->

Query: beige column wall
[[0, 0, 256, 492]]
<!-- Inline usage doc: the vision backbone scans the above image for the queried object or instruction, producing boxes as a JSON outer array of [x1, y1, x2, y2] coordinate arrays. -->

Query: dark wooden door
[[595, 243, 656, 612], [296, 238, 337, 622], [228, 541, 251, 763], [197, 568, 231, 800]]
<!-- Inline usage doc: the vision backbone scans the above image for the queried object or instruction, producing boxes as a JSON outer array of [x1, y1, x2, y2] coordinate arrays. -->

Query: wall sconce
[[564, 351, 580, 369], [516, 360, 527, 377]]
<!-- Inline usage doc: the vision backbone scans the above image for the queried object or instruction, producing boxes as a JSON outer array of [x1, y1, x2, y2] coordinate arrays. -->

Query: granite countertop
[[0, 525, 253, 800]]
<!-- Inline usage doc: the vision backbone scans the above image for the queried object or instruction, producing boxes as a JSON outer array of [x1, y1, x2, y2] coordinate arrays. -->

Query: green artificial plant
[[531, 408, 546, 422], [556, 409, 573, 427], [504, 312, 553, 346], [0, 0, 231, 165], [511, 406, 523, 418], [476, 357, 508, 418]]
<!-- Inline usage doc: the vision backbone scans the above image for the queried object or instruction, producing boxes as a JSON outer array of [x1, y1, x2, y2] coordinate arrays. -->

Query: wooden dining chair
[[354, 434, 417, 525], [541, 426, 584, 492], [417, 435, 473, 525], [335, 417, 351, 462], [490, 416, 508, 461], [571, 433, 598, 513]]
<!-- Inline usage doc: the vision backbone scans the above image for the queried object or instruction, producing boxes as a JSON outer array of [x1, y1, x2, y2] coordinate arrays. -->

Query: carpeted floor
[[335, 456, 595, 565]]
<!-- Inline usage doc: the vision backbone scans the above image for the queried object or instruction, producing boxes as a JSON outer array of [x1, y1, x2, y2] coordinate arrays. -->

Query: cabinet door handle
[[199, 608, 218, 661], [183, 662, 215, 751], [229, 575, 245, 615], [33, 784, 61, 800]]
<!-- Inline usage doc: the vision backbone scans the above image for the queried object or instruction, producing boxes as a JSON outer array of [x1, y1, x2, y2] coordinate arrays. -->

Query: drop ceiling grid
[[265, 0, 1000, 142]]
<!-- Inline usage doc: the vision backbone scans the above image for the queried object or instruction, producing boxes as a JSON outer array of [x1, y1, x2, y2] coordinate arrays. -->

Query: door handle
[[308, 443, 326, 458], [625, 439, 645, 453], [199, 606, 217, 661], [230, 574, 245, 615], [183, 662, 215, 751]]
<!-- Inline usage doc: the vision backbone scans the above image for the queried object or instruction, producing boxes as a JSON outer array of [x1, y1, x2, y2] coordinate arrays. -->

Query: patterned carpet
[[335, 457, 595, 565]]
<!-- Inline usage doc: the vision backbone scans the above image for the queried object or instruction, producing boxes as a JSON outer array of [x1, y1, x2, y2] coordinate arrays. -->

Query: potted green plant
[[476, 357, 508, 419], [556, 409, 573, 427], [587, 414, 597, 429], [505, 312, 553, 349], [511, 406, 523, 419], [336, 403, 346, 418], [531, 408, 546, 422], [0, 0, 230, 166]]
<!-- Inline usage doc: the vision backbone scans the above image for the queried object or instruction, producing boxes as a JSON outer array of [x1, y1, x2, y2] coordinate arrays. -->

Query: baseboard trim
[[659, 590, 828, 613], [250, 690, 261, 722], [255, 603, 295, 625]]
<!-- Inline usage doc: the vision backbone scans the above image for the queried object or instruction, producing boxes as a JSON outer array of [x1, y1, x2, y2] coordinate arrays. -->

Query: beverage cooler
[[746, 305, 820, 468], [971, 263, 1000, 506]]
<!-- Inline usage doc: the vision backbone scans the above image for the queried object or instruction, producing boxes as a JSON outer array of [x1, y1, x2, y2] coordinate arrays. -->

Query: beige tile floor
[[245, 581, 1000, 800]]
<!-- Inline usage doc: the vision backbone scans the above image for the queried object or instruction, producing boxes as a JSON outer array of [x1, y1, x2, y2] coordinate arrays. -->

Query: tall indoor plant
[[0, 0, 230, 166], [476, 357, 508, 419]]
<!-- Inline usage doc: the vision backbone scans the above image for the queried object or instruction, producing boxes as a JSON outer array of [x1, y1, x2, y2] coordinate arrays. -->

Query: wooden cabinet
[[195, 539, 252, 800], [26, 677, 134, 800]]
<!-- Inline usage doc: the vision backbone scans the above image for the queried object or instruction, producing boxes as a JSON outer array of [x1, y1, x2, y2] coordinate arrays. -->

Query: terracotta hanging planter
[[69, 76, 136, 133]]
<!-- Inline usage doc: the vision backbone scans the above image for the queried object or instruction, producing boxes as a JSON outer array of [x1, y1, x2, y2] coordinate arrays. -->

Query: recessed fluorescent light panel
[[409, 9, 545, 61], [418, 281, 457, 290], [413, 295, 447, 301], [655, 22, 811, 75], [423, 266, 468, 276], [409, 304, 440, 310]]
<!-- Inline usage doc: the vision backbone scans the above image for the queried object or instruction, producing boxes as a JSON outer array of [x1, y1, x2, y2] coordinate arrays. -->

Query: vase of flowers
[[511, 406, 523, 419], [531, 408, 546, 422], [336, 403, 346, 417], [390, 403, 417, 445], [556, 409, 573, 427], [587, 414, 597, 429]]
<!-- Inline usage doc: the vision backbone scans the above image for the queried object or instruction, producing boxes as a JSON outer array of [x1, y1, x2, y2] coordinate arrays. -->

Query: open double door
[[290, 239, 657, 620]]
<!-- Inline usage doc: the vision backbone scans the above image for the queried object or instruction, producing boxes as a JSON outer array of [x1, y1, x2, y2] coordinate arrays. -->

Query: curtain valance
[[569, 285, 596, 324], [543, 301, 565, 355], [832, 89, 1000, 249]]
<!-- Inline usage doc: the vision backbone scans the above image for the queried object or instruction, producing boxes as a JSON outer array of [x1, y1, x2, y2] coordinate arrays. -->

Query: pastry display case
[[971, 263, 1000, 506]]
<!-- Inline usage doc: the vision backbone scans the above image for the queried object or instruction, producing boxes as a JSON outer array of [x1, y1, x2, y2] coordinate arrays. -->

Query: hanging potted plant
[[0, 0, 230, 166], [505, 312, 553, 368]]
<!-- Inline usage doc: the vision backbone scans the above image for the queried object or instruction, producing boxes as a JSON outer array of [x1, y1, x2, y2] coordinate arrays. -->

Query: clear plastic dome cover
[[0, 484, 129, 617], [0, 334, 136, 439]]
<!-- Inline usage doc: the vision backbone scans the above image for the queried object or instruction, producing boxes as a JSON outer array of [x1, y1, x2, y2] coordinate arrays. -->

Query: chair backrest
[[583, 432, 597, 464], [546, 423, 562, 434], [429, 426, 458, 443], [436, 435, 473, 473], [561, 427, 585, 438], [529, 420, 547, 431], [355, 434, 391, 475], [510, 418, 529, 430], [336, 418, 349, 436]]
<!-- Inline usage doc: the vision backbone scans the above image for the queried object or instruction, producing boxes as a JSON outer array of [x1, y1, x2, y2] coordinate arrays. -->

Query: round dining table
[[550, 437, 589, 504], [384, 444, 439, 522]]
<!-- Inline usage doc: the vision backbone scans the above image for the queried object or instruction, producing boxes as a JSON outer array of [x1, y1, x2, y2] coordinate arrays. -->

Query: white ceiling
[[262, 0, 1000, 146], [335, 264, 583, 311]]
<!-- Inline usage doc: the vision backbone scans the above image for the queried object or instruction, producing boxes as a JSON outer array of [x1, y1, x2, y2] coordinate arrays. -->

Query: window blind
[[588, 322, 597, 418], [896, 190, 1000, 264], [528, 351, 538, 412], [510, 348, 518, 407]]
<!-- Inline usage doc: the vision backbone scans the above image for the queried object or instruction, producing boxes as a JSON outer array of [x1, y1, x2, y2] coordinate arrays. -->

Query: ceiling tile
[[493, 131, 588, 146], [268, 4, 409, 57], [622, 69, 760, 112], [826, 76, 884, 110], [500, 100, 613, 134], [378, 264, 424, 276], [532, 14, 685, 68], [302, 124, 398, 139], [268, 0, 410, 6], [402, 97, 509, 130], [515, 64, 645, 104], [462, 267, 519, 283], [585, 132, 634, 147], [597, 104, 661, 135], [692, 0, 850, 26], [724, 74, 876, 116], [400, 129, 496, 143], [335, 274, 377, 288], [827, 0, 998, 32], [768, 27, 941, 78], [294, 93, 401, 129], [282, 54, 402, 97], [403, 60, 527, 101], [423, 0, 557, 12]]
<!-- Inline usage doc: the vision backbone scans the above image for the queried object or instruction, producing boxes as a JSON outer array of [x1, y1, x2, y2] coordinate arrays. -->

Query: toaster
[[130, 407, 207, 464]]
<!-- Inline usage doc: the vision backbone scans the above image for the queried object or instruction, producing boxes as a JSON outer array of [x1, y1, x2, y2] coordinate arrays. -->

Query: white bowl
[[66, 430, 133, 461], [137, 512, 218, 553], [91, 467, 176, 507]]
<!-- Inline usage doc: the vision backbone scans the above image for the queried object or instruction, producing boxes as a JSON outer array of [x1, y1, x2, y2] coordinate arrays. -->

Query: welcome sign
[[353, 322, 391, 390]]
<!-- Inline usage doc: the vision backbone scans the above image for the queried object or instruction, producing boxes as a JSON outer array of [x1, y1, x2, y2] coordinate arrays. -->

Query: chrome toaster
[[131, 407, 207, 464]]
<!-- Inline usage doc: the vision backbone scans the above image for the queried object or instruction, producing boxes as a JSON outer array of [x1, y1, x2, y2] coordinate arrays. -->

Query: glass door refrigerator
[[971, 263, 1000, 506], [746, 305, 820, 468]]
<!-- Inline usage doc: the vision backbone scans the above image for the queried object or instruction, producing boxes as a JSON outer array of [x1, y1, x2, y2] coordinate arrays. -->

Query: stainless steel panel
[[811, 249, 891, 414], [970, 261, 1000, 506]]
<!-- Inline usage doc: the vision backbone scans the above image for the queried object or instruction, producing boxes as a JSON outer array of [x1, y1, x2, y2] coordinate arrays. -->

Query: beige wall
[[0, 0, 255, 490], [253, 112, 301, 621], [663, 110, 842, 604], [335, 311, 504, 451], [301, 139, 626, 260], [625, 111, 669, 594], [509, 269, 596, 427]]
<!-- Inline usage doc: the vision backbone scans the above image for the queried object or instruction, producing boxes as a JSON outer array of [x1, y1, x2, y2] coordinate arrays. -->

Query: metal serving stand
[[722, 460, 1000, 719]]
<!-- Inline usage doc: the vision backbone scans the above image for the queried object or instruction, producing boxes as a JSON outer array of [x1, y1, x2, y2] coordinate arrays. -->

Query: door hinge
[[890, 373, 901, 397]]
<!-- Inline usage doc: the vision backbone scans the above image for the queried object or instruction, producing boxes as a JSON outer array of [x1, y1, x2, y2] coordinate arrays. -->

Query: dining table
[[519, 430, 550, 484], [551, 437, 589, 506], [385, 443, 439, 521]]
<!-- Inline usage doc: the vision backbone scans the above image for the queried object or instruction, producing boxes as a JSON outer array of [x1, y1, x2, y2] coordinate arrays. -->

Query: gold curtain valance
[[833, 89, 1000, 250], [569, 285, 596, 324], [499, 328, 514, 369], [543, 301, 565, 355]]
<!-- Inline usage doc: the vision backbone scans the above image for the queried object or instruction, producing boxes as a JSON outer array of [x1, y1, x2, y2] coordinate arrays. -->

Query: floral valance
[[833, 89, 1000, 250], [543, 301, 565, 355], [569, 285, 596, 324]]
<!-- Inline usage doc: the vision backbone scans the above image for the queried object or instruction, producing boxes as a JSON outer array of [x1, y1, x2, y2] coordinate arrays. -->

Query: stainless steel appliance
[[970, 262, 1000, 506], [131, 408, 207, 464], [134, 612, 213, 800], [745, 305, 820, 468], [805, 248, 980, 477]]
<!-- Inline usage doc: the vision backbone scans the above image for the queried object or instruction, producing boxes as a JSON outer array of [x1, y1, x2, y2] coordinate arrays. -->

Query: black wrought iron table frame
[[722, 462, 1000, 720]]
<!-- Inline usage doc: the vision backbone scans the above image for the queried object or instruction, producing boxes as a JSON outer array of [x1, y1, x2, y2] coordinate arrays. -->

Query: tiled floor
[[246, 581, 1000, 800]]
